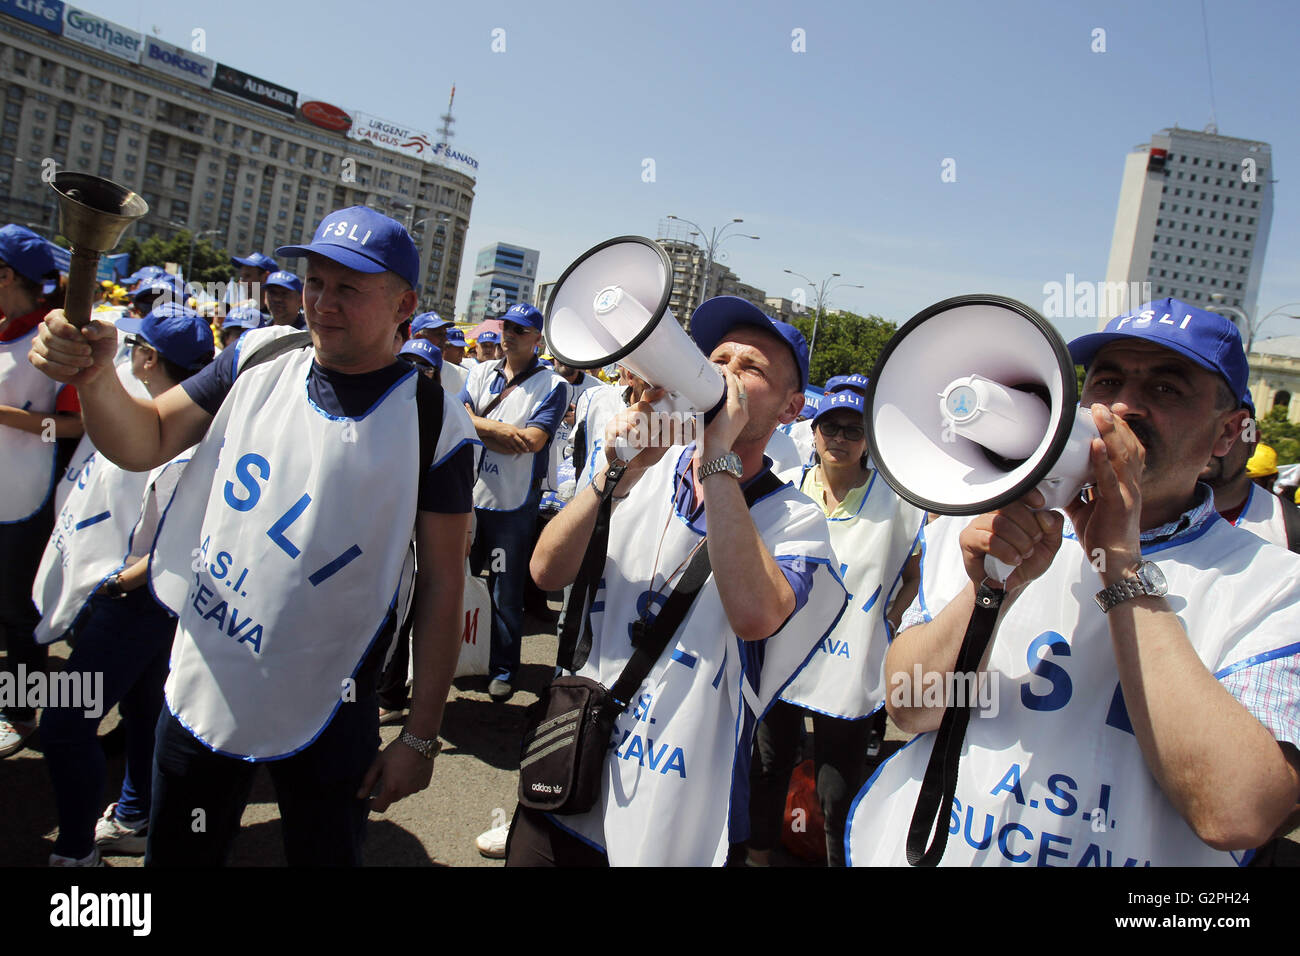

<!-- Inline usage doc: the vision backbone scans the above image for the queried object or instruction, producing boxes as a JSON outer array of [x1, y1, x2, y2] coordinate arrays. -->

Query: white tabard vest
[[465, 359, 564, 511], [1233, 483, 1289, 549], [572, 384, 626, 494], [1, 325, 61, 523], [54, 356, 151, 516], [780, 468, 924, 719], [557, 447, 848, 865], [764, 427, 805, 483], [775, 419, 815, 472], [32, 448, 189, 644], [846, 514, 1300, 867], [151, 330, 422, 760]]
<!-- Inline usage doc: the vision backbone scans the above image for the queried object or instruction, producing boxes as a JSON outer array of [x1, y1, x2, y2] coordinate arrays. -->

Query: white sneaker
[[0, 717, 36, 759], [475, 821, 511, 859], [94, 803, 149, 855], [50, 848, 104, 867]]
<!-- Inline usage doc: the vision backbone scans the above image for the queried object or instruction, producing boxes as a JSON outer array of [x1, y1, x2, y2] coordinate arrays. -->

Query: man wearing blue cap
[[849, 298, 1300, 867], [227, 251, 275, 312], [218, 305, 263, 350], [475, 330, 501, 362], [411, 311, 467, 394], [30, 205, 480, 866], [0, 224, 83, 758], [513, 296, 848, 865], [461, 302, 567, 701], [264, 271, 305, 329], [443, 327, 473, 371]]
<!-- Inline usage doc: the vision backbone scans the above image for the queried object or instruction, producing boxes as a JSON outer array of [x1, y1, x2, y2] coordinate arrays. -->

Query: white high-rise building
[[1104, 127, 1272, 327]]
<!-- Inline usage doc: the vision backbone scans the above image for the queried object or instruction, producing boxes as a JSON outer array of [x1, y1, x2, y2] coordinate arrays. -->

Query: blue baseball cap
[[265, 270, 302, 292], [118, 302, 214, 371], [690, 296, 810, 391], [0, 224, 59, 294], [276, 206, 420, 290], [477, 330, 500, 344], [132, 274, 187, 302], [501, 303, 543, 331], [1068, 298, 1250, 409], [231, 251, 277, 272], [398, 337, 444, 372], [812, 388, 866, 426], [825, 372, 869, 395], [222, 305, 264, 331], [444, 327, 466, 347], [411, 311, 452, 336]]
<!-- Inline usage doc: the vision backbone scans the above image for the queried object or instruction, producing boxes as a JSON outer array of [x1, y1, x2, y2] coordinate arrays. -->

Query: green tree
[[789, 309, 896, 388], [1258, 406, 1300, 466], [117, 232, 232, 287]]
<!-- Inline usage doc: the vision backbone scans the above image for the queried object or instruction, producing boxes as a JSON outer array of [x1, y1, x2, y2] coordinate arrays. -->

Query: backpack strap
[[236, 328, 443, 479], [235, 330, 314, 375], [1280, 496, 1300, 555]]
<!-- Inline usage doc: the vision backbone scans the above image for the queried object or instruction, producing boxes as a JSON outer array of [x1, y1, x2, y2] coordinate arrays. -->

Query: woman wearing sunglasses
[[747, 388, 926, 866]]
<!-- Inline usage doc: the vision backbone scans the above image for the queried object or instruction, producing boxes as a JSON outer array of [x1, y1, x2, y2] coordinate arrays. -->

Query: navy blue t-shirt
[[182, 344, 473, 513]]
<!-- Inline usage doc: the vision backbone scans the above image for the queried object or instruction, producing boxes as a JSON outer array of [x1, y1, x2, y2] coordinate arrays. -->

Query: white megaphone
[[866, 295, 1099, 581], [544, 236, 726, 458]]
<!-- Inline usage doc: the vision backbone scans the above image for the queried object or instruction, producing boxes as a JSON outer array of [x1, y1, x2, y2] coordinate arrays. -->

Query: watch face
[[1137, 561, 1168, 596], [724, 453, 743, 478]]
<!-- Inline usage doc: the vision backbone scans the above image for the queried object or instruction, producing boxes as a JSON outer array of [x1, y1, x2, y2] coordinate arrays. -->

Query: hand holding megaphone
[[867, 294, 1102, 584], [545, 236, 729, 463], [957, 486, 1065, 594]]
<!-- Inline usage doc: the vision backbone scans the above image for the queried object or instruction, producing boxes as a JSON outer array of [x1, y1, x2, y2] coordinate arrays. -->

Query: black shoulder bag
[[518, 464, 782, 814]]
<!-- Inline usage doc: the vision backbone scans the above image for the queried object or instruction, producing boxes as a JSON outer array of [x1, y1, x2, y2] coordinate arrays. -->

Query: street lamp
[[784, 269, 863, 365], [1208, 294, 1300, 355], [665, 215, 758, 312], [185, 228, 222, 283]]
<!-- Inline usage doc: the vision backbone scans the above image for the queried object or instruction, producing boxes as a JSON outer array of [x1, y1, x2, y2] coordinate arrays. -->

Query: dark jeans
[[145, 694, 381, 866], [41, 589, 175, 859], [748, 699, 873, 867], [470, 497, 541, 684], [0, 495, 55, 724], [504, 804, 609, 867]]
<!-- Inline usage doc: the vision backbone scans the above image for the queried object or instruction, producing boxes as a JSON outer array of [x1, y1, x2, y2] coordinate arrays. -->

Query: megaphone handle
[[983, 553, 1017, 585], [64, 247, 99, 330]]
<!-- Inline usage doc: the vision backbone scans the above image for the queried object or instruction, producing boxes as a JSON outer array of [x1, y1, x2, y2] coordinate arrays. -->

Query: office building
[[466, 241, 538, 324], [0, 1, 476, 316], [1104, 126, 1272, 324]]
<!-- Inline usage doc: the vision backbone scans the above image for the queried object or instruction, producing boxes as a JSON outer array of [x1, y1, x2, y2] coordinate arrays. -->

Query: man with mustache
[[848, 298, 1300, 867]]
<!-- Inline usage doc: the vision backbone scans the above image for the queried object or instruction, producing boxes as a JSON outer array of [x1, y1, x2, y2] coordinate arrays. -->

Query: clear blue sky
[[92, 0, 1299, 343]]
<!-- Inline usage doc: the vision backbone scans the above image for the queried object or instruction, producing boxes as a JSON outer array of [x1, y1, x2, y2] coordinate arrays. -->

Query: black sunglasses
[[817, 421, 865, 441]]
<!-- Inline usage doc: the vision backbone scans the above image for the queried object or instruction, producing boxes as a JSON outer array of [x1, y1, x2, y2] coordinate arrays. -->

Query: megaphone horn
[[544, 236, 726, 456], [866, 294, 1099, 576], [50, 172, 149, 328]]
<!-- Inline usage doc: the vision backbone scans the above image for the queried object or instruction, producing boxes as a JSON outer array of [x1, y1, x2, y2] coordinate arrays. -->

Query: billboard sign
[[212, 62, 297, 115]]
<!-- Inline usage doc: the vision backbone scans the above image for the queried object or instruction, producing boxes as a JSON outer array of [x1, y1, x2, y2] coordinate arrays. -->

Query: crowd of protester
[[3, 208, 1298, 868]]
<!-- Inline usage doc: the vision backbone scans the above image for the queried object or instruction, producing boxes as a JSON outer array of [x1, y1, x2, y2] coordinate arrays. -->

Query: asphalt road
[[3, 604, 1296, 867]]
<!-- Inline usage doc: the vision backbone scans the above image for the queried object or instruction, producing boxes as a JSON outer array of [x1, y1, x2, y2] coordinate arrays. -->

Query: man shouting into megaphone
[[849, 299, 1300, 867]]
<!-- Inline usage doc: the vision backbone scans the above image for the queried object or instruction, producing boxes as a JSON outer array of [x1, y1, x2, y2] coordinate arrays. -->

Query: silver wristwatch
[[698, 452, 743, 481], [397, 730, 441, 760], [1093, 560, 1168, 613]]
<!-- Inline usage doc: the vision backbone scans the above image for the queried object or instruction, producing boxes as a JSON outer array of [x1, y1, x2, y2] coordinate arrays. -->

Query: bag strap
[[1281, 497, 1300, 555], [414, 367, 445, 481], [606, 468, 782, 708], [905, 581, 1003, 866], [556, 457, 625, 672], [479, 360, 547, 418], [235, 330, 314, 375], [558, 462, 782, 676]]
